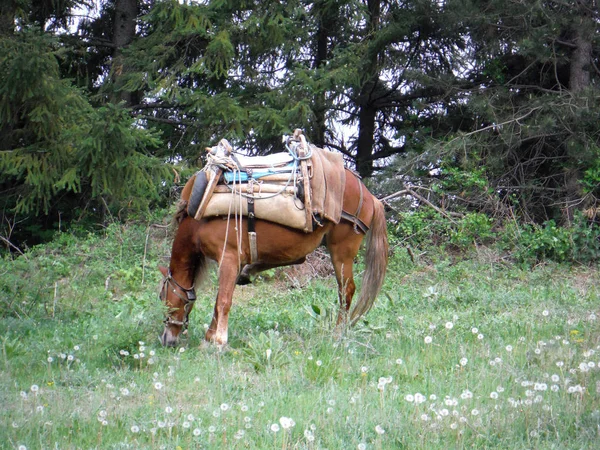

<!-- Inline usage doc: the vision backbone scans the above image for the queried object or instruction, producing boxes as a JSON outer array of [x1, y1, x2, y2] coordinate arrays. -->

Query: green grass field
[[1, 220, 600, 449]]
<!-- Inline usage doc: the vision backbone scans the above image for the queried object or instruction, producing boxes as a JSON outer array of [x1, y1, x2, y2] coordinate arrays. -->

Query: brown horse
[[159, 169, 388, 346]]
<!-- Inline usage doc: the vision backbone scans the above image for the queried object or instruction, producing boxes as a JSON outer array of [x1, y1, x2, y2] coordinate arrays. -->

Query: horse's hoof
[[236, 274, 252, 285]]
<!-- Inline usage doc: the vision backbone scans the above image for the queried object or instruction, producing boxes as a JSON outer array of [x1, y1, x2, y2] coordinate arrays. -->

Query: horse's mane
[[171, 199, 189, 233]]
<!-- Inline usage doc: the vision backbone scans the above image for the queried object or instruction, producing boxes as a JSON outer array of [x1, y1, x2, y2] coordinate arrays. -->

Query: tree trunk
[[0, 1, 16, 36], [313, 19, 328, 147], [356, 95, 377, 178], [111, 0, 138, 106], [355, 0, 380, 178], [569, 22, 593, 93]]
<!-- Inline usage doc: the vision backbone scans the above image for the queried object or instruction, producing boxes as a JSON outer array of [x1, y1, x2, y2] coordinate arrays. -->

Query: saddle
[[187, 130, 346, 261]]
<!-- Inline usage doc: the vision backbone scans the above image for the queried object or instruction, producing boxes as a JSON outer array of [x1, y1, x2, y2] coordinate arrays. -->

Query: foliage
[[505, 212, 600, 265], [394, 208, 495, 250]]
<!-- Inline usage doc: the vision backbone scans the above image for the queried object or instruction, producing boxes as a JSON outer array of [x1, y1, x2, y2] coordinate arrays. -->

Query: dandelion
[[187, 414, 194, 421], [421, 414, 430, 421], [316, 360, 323, 366], [415, 393, 426, 404], [165, 406, 173, 414], [179, 347, 185, 353], [220, 403, 230, 411], [460, 357, 468, 366], [74, 345, 80, 351], [30, 385, 39, 394], [270, 423, 280, 432], [506, 345, 513, 352], [375, 424, 385, 434], [477, 333, 484, 340], [241, 405, 249, 412], [133, 354, 140, 359], [490, 392, 498, 399], [424, 336, 433, 344], [20, 391, 27, 399], [450, 423, 458, 430], [208, 425, 216, 433], [551, 385, 560, 392], [193, 428, 201, 436], [361, 366, 369, 373], [279, 417, 295, 429], [234, 430, 245, 440], [460, 389, 473, 399], [396, 358, 403, 365], [18, 446, 27, 450], [120, 388, 130, 396], [36, 405, 44, 413], [47, 356, 54, 363], [358, 444, 367, 450], [131, 425, 140, 433], [182, 421, 191, 429], [158, 421, 166, 428], [471, 327, 478, 334], [405, 394, 414, 402], [154, 382, 163, 390], [445, 322, 454, 330], [471, 409, 479, 416], [542, 310, 549, 317]]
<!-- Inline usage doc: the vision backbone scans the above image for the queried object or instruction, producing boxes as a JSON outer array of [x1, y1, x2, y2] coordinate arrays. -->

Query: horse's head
[[158, 265, 197, 347]]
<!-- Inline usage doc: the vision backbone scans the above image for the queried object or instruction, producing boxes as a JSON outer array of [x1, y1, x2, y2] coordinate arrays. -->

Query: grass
[[1, 217, 600, 449]]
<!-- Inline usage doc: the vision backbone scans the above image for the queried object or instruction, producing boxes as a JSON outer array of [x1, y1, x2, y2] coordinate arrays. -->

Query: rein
[[160, 270, 197, 329]]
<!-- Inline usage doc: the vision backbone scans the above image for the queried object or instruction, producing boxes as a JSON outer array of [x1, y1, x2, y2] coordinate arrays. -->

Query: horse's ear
[[159, 266, 169, 277]]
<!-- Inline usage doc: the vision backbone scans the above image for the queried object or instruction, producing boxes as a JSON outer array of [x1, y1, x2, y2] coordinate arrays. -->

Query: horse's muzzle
[[160, 327, 179, 347]]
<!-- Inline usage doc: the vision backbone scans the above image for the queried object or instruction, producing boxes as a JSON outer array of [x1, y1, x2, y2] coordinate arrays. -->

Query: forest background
[[1, 0, 600, 263]]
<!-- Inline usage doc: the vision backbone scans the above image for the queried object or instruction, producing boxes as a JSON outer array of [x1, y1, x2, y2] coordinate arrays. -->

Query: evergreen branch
[[135, 115, 194, 126]]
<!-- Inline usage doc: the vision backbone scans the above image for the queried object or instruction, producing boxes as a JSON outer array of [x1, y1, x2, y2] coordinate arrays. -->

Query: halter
[[160, 270, 197, 329]]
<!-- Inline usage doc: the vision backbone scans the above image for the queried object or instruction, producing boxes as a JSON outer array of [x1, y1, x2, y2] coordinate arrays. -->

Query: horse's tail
[[350, 197, 388, 324]]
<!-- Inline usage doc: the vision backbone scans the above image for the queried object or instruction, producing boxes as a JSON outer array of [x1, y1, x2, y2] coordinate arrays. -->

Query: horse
[[158, 167, 388, 347]]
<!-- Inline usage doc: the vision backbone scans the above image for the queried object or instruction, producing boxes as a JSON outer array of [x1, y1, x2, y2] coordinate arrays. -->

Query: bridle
[[160, 269, 197, 329]]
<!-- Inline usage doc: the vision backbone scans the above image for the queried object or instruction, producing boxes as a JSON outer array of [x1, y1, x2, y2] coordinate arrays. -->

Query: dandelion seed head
[[131, 425, 139, 433], [193, 428, 201, 436], [375, 424, 385, 434], [270, 423, 280, 432], [445, 322, 454, 330], [424, 336, 433, 344]]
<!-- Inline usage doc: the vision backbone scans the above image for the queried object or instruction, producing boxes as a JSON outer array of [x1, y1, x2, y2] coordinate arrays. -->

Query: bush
[[504, 212, 600, 264]]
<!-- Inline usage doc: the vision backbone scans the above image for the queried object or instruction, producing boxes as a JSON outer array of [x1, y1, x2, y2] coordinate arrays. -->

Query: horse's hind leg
[[206, 253, 239, 345], [326, 223, 364, 329]]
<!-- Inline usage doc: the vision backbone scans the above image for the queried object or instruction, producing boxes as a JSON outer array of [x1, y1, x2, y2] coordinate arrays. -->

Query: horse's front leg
[[205, 254, 239, 345]]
